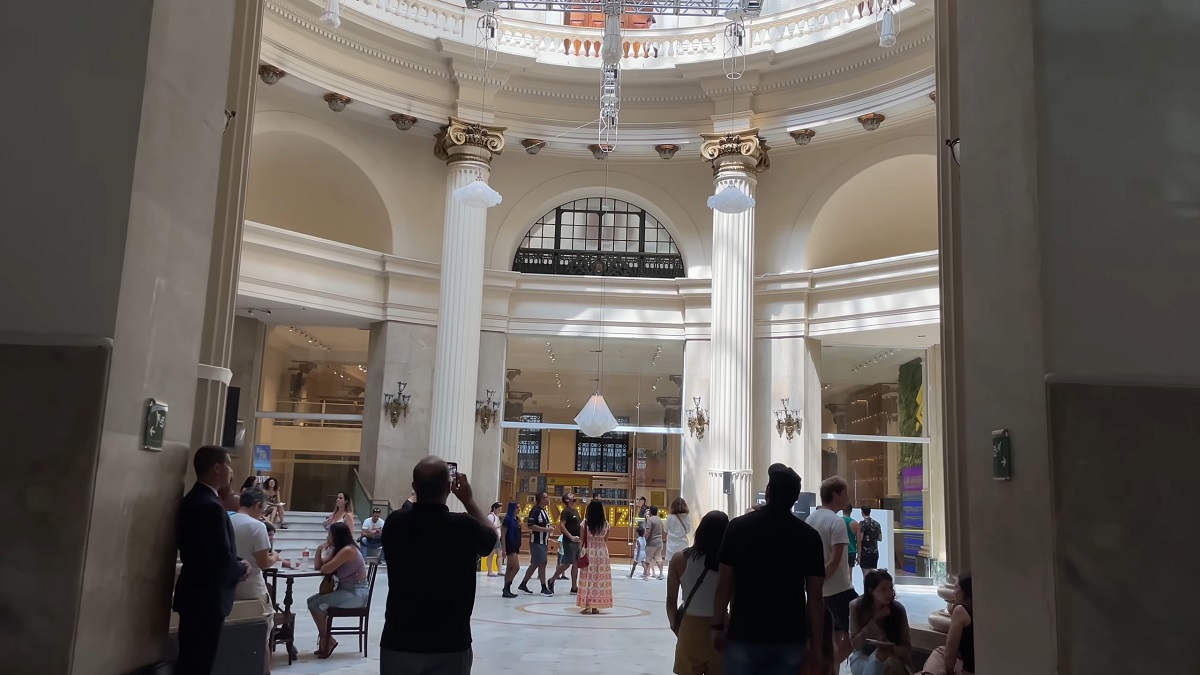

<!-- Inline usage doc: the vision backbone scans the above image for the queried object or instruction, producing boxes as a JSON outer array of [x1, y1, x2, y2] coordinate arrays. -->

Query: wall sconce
[[945, 137, 962, 166], [774, 398, 801, 441], [323, 93, 351, 112], [476, 390, 500, 433], [686, 397, 708, 441], [857, 113, 886, 131], [257, 65, 285, 85], [383, 381, 410, 427], [390, 113, 417, 131], [789, 129, 816, 146], [521, 139, 545, 154], [587, 144, 613, 160], [655, 144, 680, 160]]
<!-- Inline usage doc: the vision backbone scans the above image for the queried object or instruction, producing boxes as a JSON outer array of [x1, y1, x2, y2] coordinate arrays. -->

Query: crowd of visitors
[[173, 447, 974, 675]]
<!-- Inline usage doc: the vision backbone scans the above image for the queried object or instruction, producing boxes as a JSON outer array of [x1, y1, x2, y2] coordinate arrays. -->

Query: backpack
[[860, 517, 881, 550]]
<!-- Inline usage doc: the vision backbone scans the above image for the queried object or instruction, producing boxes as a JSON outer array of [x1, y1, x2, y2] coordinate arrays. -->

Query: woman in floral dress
[[577, 499, 614, 614]]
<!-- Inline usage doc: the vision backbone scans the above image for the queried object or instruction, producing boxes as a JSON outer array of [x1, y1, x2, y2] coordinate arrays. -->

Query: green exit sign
[[992, 428, 1012, 481], [143, 398, 168, 451]]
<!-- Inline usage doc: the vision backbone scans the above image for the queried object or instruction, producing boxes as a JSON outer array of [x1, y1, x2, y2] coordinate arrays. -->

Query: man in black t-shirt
[[547, 493, 582, 595], [712, 463, 827, 675], [379, 457, 497, 675], [517, 492, 555, 596]]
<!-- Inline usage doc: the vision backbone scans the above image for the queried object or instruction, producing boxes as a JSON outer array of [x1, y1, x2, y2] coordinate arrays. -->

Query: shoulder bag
[[577, 528, 590, 568], [671, 562, 709, 635]]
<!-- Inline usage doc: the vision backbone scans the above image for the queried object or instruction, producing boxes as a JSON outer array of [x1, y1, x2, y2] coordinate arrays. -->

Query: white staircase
[[270, 511, 333, 558]]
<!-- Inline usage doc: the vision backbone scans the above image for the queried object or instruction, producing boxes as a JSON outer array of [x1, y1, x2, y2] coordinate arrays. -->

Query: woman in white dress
[[665, 497, 692, 559]]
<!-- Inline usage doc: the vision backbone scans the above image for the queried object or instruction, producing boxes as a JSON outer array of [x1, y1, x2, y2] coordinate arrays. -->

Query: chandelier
[[774, 398, 801, 441], [686, 397, 708, 440]]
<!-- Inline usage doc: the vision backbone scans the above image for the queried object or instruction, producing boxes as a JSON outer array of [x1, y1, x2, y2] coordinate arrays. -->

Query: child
[[630, 526, 647, 578]]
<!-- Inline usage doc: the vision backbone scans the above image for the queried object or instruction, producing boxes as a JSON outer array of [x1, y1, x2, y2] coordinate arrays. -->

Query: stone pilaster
[[698, 129, 768, 516], [428, 118, 506, 481]]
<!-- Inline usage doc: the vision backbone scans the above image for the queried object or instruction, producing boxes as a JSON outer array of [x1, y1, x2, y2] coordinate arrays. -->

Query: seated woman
[[306, 521, 369, 658], [848, 569, 913, 675], [262, 477, 288, 529], [920, 575, 973, 675]]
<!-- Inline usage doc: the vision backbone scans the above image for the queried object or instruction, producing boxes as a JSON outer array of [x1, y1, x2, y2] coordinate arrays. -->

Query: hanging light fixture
[[318, 0, 341, 28], [576, 393, 619, 437], [453, 179, 503, 208], [877, 0, 898, 48], [708, 184, 756, 214]]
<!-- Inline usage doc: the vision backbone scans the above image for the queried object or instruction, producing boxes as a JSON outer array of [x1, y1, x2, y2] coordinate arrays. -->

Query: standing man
[[380, 456, 497, 674], [807, 476, 858, 665], [858, 506, 883, 573], [230, 489, 280, 674], [173, 446, 250, 675], [643, 506, 666, 580], [712, 464, 826, 675], [517, 492, 554, 596], [360, 507, 385, 560], [843, 504, 860, 572], [547, 493, 582, 595]]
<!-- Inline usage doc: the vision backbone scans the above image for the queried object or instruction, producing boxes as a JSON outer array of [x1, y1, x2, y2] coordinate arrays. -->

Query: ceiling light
[[323, 93, 351, 112], [877, 0, 899, 48], [318, 0, 341, 28], [858, 113, 886, 131], [453, 179, 503, 208], [789, 129, 816, 146], [708, 185, 756, 214], [389, 114, 417, 131], [576, 393, 619, 436]]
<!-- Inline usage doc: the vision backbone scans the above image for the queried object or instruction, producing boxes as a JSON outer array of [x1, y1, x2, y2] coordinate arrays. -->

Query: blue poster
[[253, 444, 272, 472]]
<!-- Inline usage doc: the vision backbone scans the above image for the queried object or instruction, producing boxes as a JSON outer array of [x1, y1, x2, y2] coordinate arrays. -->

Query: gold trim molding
[[434, 116, 507, 163]]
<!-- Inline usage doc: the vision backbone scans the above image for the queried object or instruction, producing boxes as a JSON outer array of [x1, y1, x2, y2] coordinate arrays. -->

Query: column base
[[927, 580, 957, 634]]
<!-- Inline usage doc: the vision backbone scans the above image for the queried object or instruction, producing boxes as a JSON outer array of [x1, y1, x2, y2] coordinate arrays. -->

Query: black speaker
[[221, 386, 240, 450]]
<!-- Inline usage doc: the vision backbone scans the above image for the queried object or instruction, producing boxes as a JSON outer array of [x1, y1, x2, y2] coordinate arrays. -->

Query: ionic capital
[[700, 128, 770, 175], [434, 116, 507, 165]]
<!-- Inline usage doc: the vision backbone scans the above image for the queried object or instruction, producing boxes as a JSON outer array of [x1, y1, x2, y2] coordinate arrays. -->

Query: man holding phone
[[379, 456, 498, 674]]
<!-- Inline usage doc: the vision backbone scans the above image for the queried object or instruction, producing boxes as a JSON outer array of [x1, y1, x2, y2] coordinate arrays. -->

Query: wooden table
[[269, 567, 325, 662]]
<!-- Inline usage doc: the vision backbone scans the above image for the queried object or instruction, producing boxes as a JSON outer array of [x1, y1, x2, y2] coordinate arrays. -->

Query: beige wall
[[251, 82, 937, 276]]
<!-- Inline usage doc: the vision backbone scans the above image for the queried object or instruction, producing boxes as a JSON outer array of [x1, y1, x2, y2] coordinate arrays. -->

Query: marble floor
[[273, 564, 944, 675]]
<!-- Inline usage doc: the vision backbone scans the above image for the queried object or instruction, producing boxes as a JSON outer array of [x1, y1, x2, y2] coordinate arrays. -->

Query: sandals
[[316, 638, 339, 659]]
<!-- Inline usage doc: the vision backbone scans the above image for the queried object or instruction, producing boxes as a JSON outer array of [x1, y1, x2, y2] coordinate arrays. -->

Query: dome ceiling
[[260, 0, 936, 159]]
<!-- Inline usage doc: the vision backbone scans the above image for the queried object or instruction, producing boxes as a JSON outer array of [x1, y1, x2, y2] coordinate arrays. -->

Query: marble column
[[190, 0, 265, 464], [360, 321, 437, 505], [801, 338, 825, 494], [470, 331, 508, 504], [699, 130, 768, 516], [228, 316, 267, 480], [428, 118, 505, 478]]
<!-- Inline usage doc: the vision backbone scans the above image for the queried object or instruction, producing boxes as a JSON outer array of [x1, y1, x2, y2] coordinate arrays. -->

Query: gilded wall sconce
[[476, 390, 500, 433], [774, 398, 801, 441], [383, 381, 410, 427], [686, 397, 708, 441]]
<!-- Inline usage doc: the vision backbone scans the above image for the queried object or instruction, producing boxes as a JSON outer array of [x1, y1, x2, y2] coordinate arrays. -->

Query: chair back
[[364, 562, 380, 609], [262, 568, 279, 609]]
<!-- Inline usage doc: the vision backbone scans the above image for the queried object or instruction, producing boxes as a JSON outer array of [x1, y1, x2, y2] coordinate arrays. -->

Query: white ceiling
[[267, 325, 371, 361]]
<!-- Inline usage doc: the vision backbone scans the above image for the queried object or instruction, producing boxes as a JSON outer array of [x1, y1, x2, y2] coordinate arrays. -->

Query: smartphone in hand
[[447, 461, 458, 488]]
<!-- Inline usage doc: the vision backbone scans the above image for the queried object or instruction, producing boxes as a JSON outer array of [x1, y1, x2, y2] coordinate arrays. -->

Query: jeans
[[380, 647, 472, 675], [724, 640, 807, 675]]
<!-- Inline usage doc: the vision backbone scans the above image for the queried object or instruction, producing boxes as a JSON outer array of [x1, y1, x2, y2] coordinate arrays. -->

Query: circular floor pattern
[[517, 602, 650, 619]]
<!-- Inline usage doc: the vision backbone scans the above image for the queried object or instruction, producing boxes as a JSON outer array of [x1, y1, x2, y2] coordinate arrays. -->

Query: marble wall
[[680, 340, 712, 516], [471, 331, 508, 507], [359, 321, 438, 506]]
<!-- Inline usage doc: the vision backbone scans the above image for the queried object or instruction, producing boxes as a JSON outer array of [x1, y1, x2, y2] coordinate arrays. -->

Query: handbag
[[319, 574, 335, 595], [670, 565, 709, 635]]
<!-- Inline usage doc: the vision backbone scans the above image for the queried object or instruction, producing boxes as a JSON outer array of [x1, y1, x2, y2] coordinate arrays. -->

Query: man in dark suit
[[173, 445, 250, 675]]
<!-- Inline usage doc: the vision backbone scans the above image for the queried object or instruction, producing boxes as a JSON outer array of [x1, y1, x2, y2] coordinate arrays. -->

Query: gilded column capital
[[434, 116, 507, 165], [700, 128, 770, 175]]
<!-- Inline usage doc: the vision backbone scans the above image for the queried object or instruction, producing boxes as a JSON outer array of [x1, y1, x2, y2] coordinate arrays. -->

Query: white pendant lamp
[[319, 0, 342, 28], [575, 393, 620, 437], [453, 178, 503, 208], [707, 185, 756, 214], [877, 3, 897, 48]]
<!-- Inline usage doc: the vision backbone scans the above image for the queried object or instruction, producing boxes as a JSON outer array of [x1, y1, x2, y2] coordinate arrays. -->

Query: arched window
[[512, 197, 685, 278]]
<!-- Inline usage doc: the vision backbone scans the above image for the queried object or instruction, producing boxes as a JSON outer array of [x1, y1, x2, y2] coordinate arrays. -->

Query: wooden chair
[[324, 562, 380, 657], [262, 568, 297, 664]]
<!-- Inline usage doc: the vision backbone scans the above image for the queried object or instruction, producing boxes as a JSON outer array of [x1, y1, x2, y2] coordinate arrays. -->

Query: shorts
[[560, 540, 581, 564], [493, 537, 504, 552], [724, 640, 806, 675], [848, 550, 857, 568], [859, 550, 879, 569], [529, 541, 548, 565], [645, 542, 663, 562], [825, 588, 859, 632]]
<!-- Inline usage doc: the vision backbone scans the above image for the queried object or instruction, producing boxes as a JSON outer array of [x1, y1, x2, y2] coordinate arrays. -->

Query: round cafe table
[[269, 566, 325, 662]]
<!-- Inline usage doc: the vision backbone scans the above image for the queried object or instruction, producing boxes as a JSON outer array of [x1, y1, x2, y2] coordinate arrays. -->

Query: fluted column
[[699, 130, 769, 516], [429, 118, 506, 479]]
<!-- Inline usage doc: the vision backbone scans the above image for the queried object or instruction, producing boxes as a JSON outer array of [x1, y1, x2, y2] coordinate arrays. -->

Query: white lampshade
[[575, 393, 619, 437], [319, 0, 341, 28], [878, 10, 897, 48], [453, 179, 503, 208], [707, 185, 756, 214], [600, 34, 622, 66]]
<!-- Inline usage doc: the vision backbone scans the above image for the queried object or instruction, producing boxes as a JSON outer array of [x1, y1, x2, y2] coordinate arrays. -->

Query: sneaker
[[502, 590, 518, 598], [487, 573, 498, 577], [541, 587, 554, 596], [517, 584, 532, 594], [547, 580, 555, 594]]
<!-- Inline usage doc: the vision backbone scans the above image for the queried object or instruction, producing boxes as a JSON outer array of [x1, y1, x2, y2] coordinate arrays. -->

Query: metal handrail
[[351, 468, 392, 523]]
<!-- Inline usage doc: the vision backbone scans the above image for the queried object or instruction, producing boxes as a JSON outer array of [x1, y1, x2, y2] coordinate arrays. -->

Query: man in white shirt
[[361, 507, 385, 561], [806, 476, 858, 665], [230, 489, 280, 673]]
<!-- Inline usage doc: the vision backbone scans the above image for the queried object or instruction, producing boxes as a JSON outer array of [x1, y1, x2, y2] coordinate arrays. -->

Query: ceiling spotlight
[[389, 113, 417, 131], [257, 65, 285, 85], [789, 129, 816, 146], [323, 93, 351, 112], [857, 113, 886, 131]]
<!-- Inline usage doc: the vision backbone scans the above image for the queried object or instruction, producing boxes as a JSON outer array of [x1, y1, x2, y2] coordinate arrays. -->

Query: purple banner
[[901, 466, 923, 493]]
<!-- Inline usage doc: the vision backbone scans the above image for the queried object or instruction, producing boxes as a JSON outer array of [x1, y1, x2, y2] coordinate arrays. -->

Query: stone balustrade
[[332, 0, 918, 67]]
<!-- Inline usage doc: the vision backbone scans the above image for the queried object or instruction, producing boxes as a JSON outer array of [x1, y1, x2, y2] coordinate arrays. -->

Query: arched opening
[[245, 131, 392, 252], [512, 197, 685, 278], [804, 154, 937, 269]]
